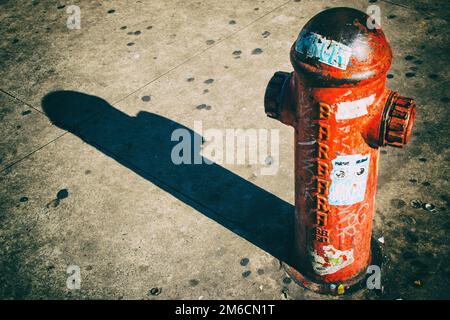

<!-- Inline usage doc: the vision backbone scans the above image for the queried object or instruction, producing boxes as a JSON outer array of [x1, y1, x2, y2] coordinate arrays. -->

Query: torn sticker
[[335, 94, 375, 120], [295, 31, 352, 70], [328, 154, 370, 205], [310, 245, 354, 275]]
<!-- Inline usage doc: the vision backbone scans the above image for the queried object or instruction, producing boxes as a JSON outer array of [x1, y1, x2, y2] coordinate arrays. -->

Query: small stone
[[204, 79, 214, 84], [107, 9, 115, 14], [189, 279, 199, 286], [46, 199, 60, 208], [423, 203, 437, 213], [56, 189, 69, 200], [232, 50, 242, 56], [251, 48, 263, 55], [229, 20, 236, 25], [149, 287, 162, 296], [187, 77, 195, 82], [262, 31, 270, 38], [240, 258, 249, 266], [206, 39, 215, 45], [282, 277, 292, 285], [19, 196, 29, 203], [141, 95, 151, 102], [242, 270, 251, 278], [196, 104, 211, 110]]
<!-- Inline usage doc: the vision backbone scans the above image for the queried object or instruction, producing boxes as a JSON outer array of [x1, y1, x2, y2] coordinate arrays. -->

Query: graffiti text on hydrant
[[314, 102, 332, 243], [295, 32, 353, 70]]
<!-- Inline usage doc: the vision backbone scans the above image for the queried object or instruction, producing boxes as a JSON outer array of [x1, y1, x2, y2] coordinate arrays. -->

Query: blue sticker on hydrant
[[295, 31, 352, 70], [328, 154, 370, 205]]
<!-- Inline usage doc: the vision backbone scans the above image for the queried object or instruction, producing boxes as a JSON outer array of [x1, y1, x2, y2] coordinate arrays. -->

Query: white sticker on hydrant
[[310, 245, 354, 275], [295, 31, 352, 70], [335, 94, 375, 120], [328, 154, 370, 206]]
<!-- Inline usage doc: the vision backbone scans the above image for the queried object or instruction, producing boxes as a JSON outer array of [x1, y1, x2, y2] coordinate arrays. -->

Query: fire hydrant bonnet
[[291, 7, 392, 85]]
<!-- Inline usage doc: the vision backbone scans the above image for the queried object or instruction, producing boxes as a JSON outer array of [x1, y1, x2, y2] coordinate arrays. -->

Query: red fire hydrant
[[264, 7, 416, 294]]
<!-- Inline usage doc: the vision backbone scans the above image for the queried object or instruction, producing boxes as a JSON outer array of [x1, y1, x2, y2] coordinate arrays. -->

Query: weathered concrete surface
[[0, 0, 449, 299]]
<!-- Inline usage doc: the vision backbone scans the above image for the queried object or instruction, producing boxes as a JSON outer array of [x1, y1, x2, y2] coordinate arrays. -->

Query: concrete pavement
[[1, 0, 449, 299]]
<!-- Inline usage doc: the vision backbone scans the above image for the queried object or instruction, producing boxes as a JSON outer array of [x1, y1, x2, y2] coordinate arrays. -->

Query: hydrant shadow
[[42, 91, 295, 265]]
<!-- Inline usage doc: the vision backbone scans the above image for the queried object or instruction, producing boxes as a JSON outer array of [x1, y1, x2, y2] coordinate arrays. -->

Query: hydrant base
[[282, 237, 384, 296]]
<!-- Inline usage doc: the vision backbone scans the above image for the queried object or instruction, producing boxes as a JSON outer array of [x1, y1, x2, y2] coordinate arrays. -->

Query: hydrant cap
[[291, 7, 392, 85]]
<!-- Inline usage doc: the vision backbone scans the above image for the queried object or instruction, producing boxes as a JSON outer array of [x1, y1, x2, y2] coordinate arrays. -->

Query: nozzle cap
[[264, 71, 291, 119], [382, 93, 416, 148]]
